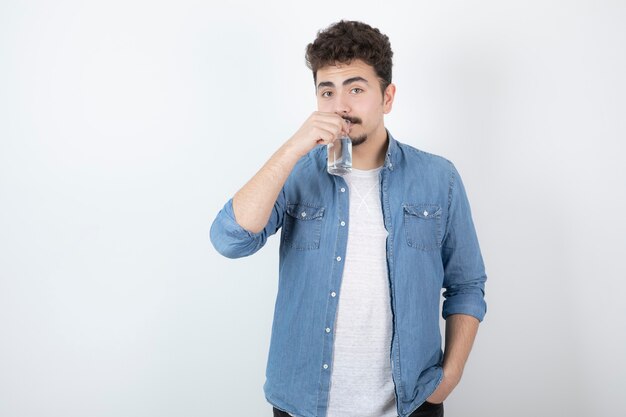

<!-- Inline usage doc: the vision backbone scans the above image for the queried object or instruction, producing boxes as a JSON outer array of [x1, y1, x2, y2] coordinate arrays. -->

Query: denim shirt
[[210, 132, 487, 417]]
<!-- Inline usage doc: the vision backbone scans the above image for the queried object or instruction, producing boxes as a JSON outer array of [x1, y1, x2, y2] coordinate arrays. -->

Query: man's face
[[315, 59, 394, 147]]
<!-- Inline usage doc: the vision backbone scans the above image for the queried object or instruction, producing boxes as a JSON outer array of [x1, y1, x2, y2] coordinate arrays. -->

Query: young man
[[210, 20, 487, 417]]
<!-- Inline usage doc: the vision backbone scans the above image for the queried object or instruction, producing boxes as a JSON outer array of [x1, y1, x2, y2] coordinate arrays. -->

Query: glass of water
[[327, 136, 352, 176]]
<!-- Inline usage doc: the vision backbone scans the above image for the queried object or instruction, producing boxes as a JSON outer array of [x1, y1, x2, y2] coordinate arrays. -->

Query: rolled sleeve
[[441, 162, 487, 322], [210, 191, 285, 259]]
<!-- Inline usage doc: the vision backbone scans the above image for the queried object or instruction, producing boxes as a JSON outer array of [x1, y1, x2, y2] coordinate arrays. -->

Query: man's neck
[[352, 127, 388, 170]]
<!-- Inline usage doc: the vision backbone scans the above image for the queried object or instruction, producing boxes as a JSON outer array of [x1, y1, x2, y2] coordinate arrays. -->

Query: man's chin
[[350, 134, 367, 147]]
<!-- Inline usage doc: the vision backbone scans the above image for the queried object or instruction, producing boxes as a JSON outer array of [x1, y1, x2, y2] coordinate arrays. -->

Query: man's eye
[[351, 88, 363, 94], [321, 91, 332, 97]]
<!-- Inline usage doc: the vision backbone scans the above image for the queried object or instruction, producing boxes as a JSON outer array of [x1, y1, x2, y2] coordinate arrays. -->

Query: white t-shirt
[[325, 166, 396, 417]]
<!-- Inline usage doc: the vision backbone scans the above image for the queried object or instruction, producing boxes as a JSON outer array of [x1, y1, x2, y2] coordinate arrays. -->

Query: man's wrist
[[280, 139, 309, 161], [272, 141, 305, 171], [442, 365, 462, 385]]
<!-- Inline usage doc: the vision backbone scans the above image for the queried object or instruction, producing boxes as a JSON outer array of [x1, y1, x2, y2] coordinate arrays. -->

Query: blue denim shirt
[[210, 132, 487, 417]]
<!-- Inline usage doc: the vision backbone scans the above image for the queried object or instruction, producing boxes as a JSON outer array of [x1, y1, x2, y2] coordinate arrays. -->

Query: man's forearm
[[232, 142, 301, 234], [427, 313, 480, 403], [443, 314, 479, 380], [231, 112, 349, 234]]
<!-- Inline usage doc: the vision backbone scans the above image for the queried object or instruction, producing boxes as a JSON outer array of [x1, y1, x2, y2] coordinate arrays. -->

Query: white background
[[1, 1, 625, 416]]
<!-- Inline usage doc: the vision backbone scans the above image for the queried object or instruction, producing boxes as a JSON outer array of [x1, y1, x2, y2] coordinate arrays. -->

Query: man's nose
[[333, 95, 350, 114]]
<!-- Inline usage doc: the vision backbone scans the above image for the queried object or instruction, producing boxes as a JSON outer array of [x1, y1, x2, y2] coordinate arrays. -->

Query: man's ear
[[383, 83, 396, 114]]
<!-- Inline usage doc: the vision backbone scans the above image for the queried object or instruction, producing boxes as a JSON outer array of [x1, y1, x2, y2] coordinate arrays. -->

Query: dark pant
[[273, 401, 443, 417]]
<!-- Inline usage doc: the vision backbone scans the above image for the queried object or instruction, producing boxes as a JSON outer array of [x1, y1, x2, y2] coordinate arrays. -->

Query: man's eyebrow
[[316, 77, 369, 90], [343, 76, 368, 85], [317, 81, 335, 90]]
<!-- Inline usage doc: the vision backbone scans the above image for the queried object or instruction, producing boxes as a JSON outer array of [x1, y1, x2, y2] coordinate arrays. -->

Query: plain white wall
[[1, 1, 625, 416]]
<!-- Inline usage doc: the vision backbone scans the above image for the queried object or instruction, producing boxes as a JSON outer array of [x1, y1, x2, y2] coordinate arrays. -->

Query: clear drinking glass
[[327, 136, 352, 176]]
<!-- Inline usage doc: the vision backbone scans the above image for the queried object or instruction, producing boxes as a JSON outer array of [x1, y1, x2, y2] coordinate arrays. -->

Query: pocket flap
[[403, 204, 441, 219], [286, 203, 325, 220]]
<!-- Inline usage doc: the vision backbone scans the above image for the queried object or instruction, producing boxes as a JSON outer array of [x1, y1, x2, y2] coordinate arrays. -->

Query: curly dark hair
[[305, 20, 393, 94]]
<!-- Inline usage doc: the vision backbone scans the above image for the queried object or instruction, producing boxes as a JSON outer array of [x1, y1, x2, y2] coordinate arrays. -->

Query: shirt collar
[[384, 129, 398, 171]]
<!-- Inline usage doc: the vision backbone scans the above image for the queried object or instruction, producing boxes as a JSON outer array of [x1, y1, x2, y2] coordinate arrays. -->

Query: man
[[210, 20, 487, 417]]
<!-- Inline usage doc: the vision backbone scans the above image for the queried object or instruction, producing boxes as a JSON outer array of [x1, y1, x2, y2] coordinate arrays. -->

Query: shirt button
[[325, 328, 331, 333], [336, 256, 341, 262], [340, 221, 346, 226], [301, 212, 307, 217], [423, 211, 428, 216], [340, 187, 346, 193], [331, 291, 336, 297], [323, 364, 329, 369]]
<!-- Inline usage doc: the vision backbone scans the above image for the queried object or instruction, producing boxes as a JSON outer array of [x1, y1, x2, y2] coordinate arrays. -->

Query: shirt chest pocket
[[282, 203, 325, 250], [403, 203, 443, 251]]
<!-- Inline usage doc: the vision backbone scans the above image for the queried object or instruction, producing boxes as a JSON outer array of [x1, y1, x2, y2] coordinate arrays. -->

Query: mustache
[[342, 116, 362, 125]]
